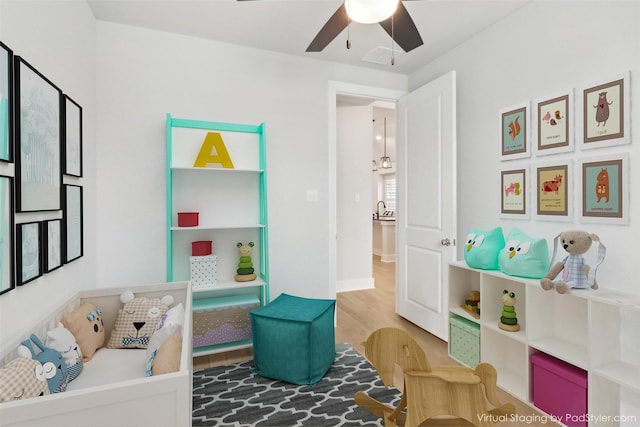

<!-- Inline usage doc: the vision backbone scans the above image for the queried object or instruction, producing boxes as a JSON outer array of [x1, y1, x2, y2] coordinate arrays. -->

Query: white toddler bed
[[0, 281, 192, 427]]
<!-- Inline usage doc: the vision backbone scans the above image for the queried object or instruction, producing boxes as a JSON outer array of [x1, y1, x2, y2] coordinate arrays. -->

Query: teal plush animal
[[464, 227, 505, 270], [498, 228, 550, 279], [18, 334, 69, 393]]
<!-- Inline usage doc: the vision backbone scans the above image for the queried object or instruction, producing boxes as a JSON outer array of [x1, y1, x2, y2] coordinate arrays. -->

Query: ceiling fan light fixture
[[345, 0, 399, 24]]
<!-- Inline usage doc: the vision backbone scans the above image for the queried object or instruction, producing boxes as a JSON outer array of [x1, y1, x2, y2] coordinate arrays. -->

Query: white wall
[[0, 0, 96, 344], [336, 105, 373, 291], [411, 1, 640, 294], [94, 22, 407, 300]]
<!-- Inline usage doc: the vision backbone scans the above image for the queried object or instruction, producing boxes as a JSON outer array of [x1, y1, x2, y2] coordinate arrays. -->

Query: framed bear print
[[580, 154, 628, 224], [580, 71, 630, 149]]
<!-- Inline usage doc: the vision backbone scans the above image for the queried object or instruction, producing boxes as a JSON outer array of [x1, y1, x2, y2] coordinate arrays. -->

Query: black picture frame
[[0, 41, 13, 163], [14, 56, 62, 212], [63, 184, 83, 263], [0, 175, 14, 295], [62, 94, 83, 177], [43, 218, 63, 273], [16, 221, 42, 286]]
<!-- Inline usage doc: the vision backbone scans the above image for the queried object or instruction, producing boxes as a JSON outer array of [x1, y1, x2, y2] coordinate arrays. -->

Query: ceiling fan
[[305, 0, 423, 53]]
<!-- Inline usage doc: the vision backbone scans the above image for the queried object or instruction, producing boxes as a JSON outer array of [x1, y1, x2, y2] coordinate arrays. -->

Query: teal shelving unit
[[166, 114, 269, 356]]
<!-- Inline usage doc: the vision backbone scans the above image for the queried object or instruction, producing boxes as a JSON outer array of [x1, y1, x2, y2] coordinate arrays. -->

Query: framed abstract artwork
[[536, 163, 570, 220], [63, 184, 83, 263], [16, 221, 42, 286], [14, 56, 62, 212], [581, 71, 630, 149], [500, 167, 528, 218], [44, 218, 63, 273], [0, 175, 14, 295], [0, 41, 13, 162], [534, 90, 574, 156], [63, 94, 83, 177], [500, 103, 529, 160], [580, 154, 628, 224]]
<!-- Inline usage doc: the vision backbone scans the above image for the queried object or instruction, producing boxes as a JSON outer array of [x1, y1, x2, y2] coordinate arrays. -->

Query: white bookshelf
[[448, 260, 640, 426]]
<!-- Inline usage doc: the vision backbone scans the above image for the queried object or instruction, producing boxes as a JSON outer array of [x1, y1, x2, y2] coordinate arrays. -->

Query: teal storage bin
[[250, 293, 336, 386], [449, 315, 480, 368]]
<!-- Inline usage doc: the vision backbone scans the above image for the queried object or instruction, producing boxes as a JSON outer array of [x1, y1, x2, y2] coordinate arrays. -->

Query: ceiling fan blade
[[306, 3, 349, 52], [379, 2, 423, 52]]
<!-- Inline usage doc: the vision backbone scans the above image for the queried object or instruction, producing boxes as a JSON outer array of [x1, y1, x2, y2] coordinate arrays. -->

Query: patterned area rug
[[192, 343, 401, 426]]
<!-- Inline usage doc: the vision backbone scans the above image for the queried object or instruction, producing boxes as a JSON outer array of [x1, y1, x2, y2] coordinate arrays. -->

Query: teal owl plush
[[463, 227, 505, 270], [498, 228, 550, 279]]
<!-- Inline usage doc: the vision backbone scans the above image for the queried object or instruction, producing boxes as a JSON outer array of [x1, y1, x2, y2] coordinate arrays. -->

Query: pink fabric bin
[[531, 352, 588, 427]]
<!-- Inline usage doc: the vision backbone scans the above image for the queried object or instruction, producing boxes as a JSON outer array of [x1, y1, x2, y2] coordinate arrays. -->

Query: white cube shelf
[[448, 261, 640, 426]]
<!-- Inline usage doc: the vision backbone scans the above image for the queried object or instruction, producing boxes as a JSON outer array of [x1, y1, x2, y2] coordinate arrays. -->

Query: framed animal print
[[536, 162, 570, 220], [580, 154, 628, 224], [500, 167, 528, 218], [534, 89, 574, 156], [500, 103, 529, 160], [580, 71, 630, 149]]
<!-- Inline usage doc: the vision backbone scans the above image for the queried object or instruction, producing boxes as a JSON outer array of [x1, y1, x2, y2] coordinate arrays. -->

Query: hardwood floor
[[193, 256, 557, 426]]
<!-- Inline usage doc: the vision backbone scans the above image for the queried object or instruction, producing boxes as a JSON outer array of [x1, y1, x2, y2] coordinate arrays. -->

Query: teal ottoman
[[250, 293, 336, 385]]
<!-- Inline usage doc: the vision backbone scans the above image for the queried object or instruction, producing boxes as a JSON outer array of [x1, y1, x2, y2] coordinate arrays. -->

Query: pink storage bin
[[531, 352, 588, 427]]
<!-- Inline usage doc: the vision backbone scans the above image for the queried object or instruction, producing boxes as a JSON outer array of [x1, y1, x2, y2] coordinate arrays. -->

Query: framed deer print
[[536, 163, 570, 220]]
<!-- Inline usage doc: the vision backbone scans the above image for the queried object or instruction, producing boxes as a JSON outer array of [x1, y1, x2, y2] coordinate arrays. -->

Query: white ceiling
[[87, 0, 532, 75]]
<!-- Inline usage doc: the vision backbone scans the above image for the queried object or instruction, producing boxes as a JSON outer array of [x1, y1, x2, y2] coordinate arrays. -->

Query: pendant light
[[345, 0, 399, 24], [372, 160, 378, 171], [380, 117, 392, 169]]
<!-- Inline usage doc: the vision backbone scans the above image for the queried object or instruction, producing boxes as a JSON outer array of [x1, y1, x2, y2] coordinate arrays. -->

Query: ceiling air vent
[[362, 46, 404, 65]]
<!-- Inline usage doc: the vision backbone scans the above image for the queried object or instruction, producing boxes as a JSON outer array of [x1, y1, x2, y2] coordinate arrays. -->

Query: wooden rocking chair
[[354, 327, 515, 427]]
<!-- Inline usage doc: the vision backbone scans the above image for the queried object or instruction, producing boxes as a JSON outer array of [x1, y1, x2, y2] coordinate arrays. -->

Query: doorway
[[329, 82, 405, 297]]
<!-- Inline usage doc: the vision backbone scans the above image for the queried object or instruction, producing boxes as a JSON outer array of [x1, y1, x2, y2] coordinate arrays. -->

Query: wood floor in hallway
[[194, 256, 558, 426]]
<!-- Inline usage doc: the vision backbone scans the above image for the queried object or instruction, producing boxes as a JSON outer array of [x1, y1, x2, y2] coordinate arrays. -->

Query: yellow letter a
[[193, 132, 235, 169]]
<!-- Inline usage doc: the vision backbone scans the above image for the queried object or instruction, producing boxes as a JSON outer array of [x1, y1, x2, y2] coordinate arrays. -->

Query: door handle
[[441, 238, 451, 246]]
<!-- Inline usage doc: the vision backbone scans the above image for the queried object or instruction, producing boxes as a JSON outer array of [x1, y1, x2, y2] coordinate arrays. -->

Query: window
[[383, 175, 396, 213]]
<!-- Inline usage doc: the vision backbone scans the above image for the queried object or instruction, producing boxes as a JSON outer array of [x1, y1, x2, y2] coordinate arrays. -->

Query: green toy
[[498, 290, 520, 332], [235, 242, 257, 282]]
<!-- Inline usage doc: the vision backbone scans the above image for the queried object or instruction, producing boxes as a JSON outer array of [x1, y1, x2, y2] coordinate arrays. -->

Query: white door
[[396, 71, 457, 342]]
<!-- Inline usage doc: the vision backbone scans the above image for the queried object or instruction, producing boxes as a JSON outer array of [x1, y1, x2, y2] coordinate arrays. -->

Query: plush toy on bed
[[0, 357, 51, 402], [46, 323, 83, 381], [540, 230, 606, 294], [18, 334, 69, 393], [62, 302, 106, 362], [107, 291, 174, 349]]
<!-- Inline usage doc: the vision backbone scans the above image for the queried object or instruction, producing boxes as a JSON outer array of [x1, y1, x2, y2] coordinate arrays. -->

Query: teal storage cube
[[449, 315, 480, 368], [250, 293, 336, 385]]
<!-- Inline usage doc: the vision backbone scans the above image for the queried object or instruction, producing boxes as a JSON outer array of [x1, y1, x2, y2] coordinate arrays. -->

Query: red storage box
[[531, 352, 588, 427], [177, 212, 199, 227], [192, 241, 212, 256]]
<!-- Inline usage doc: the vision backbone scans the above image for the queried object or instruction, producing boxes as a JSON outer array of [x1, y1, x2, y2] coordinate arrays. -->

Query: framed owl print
[[581, 71, 630, 149]]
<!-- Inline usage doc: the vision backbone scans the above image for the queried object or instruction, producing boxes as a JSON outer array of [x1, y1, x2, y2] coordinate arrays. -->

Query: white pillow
[[155, 303, 185, 331]]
